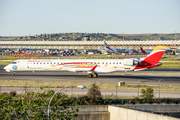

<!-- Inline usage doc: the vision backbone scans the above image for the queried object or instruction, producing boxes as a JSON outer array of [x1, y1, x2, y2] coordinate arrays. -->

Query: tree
[[141, 87, 155, 102], [0, 90, 79, 120]]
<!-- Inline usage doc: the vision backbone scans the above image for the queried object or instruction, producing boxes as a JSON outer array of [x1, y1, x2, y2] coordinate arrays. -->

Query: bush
[[78, 83, 105, 105], [47, 90, 55, 96], [1, 92, 12, 99], [141, 87, 154, 102], [9, 91, 17, 97], [0, 90, 79, 120]]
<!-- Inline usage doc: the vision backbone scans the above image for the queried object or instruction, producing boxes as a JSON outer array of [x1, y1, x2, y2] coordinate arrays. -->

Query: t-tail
[[104, 41, 116, 53], [104, 41, 109, 49], [134, 46, 169, 71], [140, 47, 146, 54]]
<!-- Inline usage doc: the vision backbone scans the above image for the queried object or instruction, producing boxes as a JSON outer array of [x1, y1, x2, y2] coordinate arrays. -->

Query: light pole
[[73, 33, 74, 52], [138, 80, 140, 98], [48, 85, 86, 119], [122, 32, 124, 49], [116, 80, 118, 103], [159, 79, 161, 100]]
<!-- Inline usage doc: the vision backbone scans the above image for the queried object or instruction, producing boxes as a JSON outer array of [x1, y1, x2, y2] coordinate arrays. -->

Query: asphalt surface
[[0, 65, 180, 86]]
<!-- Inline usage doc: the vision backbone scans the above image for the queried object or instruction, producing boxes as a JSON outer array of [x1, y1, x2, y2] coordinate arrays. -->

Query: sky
[[0, 0, 180, 36]]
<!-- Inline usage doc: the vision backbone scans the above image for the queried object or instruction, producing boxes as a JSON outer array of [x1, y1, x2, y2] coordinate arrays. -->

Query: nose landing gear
[[11, 72, 15, 76]]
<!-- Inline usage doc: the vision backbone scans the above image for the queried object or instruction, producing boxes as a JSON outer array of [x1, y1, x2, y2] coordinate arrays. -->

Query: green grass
[[161, 56, 180, 61], [159, 62, 180, 68]]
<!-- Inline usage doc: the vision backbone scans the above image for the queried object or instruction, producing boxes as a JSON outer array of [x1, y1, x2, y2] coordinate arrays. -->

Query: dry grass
[[0, 60, 14, 65], [1, 80, 180, 91]]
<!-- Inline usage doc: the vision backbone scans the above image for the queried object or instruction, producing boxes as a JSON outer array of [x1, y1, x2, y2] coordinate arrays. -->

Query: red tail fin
[[133, 50, 165, 71], [140, 47, 146, 54]]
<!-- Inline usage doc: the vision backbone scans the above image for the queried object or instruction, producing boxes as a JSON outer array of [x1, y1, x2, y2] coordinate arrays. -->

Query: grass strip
[[0, 60, 14, 65], [1, 80, 180, 91]]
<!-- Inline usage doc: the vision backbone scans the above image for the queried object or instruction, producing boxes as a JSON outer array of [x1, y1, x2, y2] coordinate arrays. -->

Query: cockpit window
[[11, 62, 17, 64]]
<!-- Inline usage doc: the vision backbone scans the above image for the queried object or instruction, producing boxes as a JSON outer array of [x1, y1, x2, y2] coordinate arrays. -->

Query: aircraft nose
[[4, 65, 11, 72], [4, 65, 10, 70], [4, 65, 8, 70]]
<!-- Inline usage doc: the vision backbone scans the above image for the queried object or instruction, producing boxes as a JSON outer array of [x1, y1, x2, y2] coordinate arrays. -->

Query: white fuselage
[[4, 59, 138, 74]]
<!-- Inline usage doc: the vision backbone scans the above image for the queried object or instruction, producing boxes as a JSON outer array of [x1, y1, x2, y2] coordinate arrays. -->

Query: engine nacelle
[[123, 59, 141, 66]]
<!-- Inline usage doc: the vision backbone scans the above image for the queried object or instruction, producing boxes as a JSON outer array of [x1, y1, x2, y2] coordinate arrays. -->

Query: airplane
[[140, 47, 152, 54], [4, 46, 169, 78], [104, 41, 133, 54]]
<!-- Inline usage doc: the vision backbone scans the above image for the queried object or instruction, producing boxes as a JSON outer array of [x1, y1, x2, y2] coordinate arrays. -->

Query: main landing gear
[[87, 73, 98, 78], [11, 72, 15, 76]]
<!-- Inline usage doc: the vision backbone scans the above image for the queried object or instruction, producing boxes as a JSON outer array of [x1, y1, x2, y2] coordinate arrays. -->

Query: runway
[[1, 65, 180, 86]]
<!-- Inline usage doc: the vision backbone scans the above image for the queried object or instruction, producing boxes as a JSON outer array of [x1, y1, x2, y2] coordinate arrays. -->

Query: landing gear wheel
[[88, 74, 93, 78], [11, 72, 15, 76], [93, 73, 98, 78]]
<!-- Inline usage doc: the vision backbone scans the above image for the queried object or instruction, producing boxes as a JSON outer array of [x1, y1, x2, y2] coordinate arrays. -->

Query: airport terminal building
[[1, 40, 180, 50]]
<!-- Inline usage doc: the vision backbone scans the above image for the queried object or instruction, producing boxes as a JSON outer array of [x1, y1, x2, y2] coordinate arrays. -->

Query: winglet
[[90, 65, 97, 71]]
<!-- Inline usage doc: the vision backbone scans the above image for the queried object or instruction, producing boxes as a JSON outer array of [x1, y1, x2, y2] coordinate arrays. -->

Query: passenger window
[[119, 62, 121, 64], [54, 62, 56, 64], [109, 62, 111, 64], [44, 62, 45, 64], [37, 62, 38, 64], [34, 62, 35, 64], [113, 62, 115, 64], [57, 62, 59, 64], [47, 62, 49, 64], [102, 62, 104, 64], [106, 62, 108, 64], [116, 62, 118, 64]]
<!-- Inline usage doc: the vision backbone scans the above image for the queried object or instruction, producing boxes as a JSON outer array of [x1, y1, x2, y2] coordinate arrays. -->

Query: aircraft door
[[19, 60, 25, 70]]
